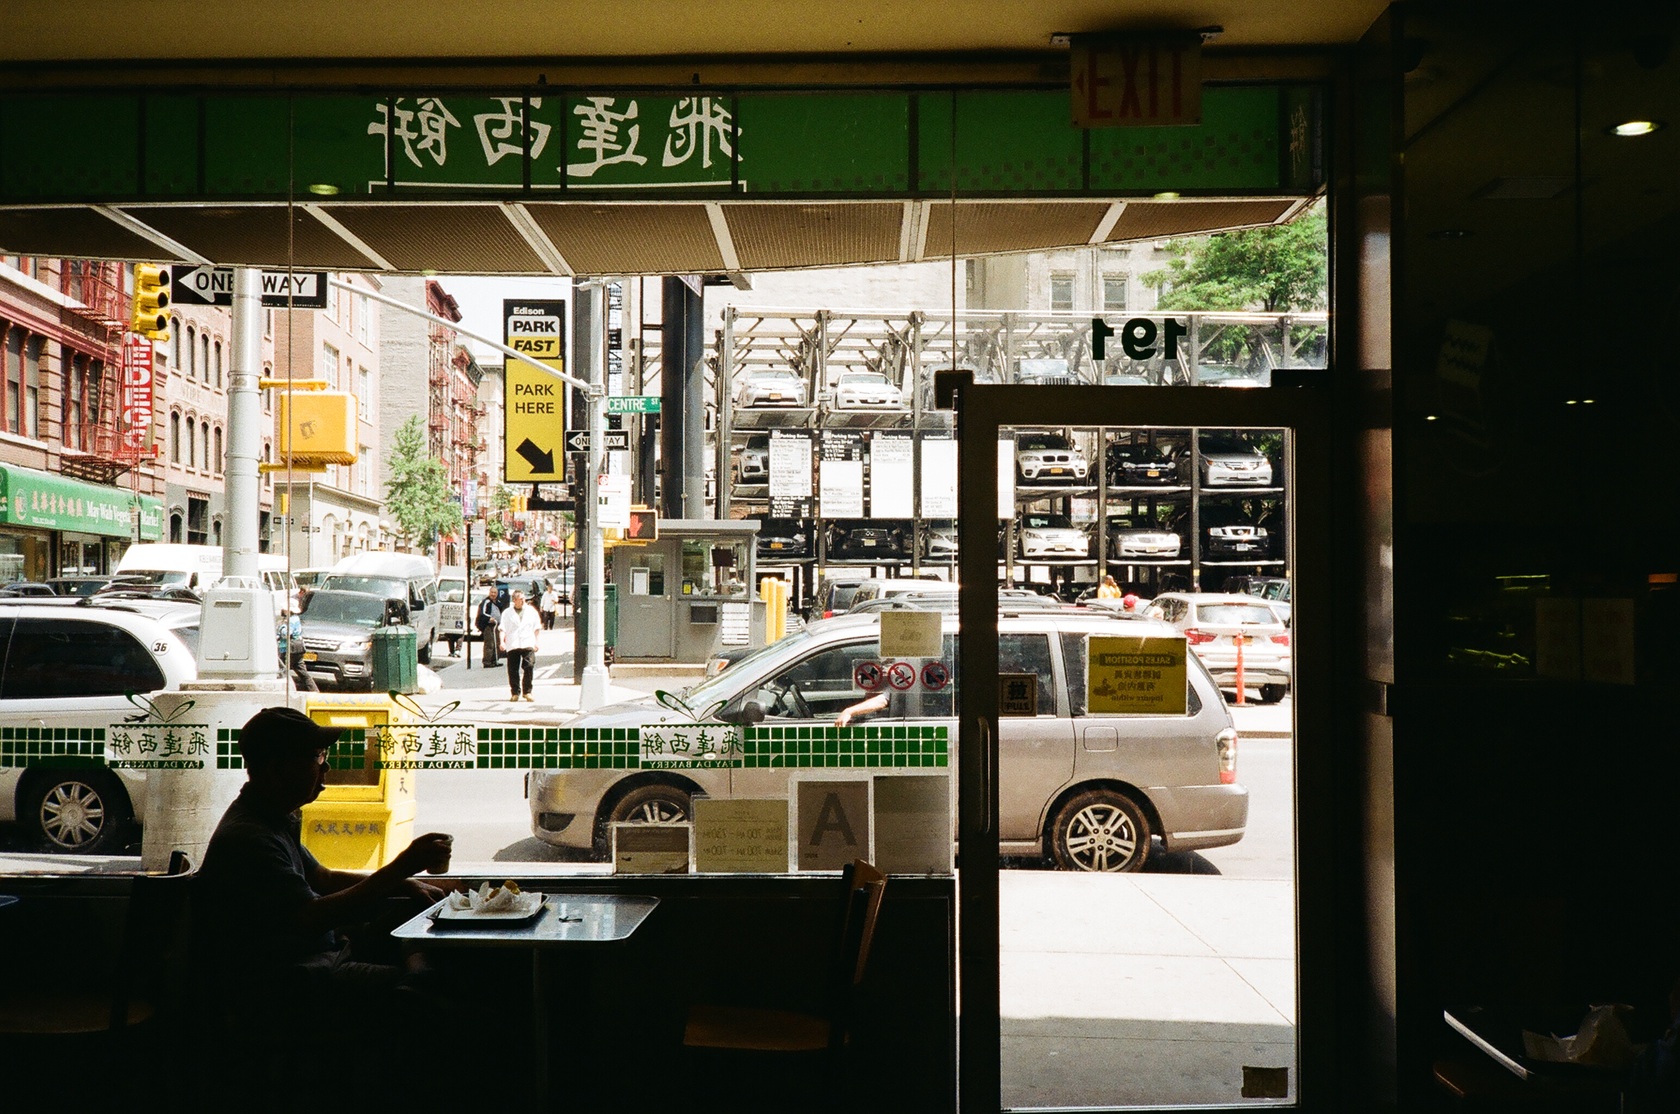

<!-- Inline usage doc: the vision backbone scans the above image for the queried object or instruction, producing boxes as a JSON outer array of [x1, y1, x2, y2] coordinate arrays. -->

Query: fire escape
[[57, 262, 139, 485], [426, 320, 451, 465]]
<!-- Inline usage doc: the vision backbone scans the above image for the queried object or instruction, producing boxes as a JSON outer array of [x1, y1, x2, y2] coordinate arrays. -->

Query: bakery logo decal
[[370, 694, 477, 769], [640, 690, 741, 770], [108, 693, 209, 768]]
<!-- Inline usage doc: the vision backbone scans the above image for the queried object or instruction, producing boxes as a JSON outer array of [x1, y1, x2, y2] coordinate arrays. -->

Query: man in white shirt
[[498, 589, 542, 701]]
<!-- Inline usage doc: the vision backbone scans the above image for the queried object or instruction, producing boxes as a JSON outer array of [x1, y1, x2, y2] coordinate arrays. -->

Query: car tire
[[417, 634, 433, 665], [1048, 789, 1151, 873], [598, 783, 692, 854], [22, 769, 132, 855], [1258, 684, 1288, 704]]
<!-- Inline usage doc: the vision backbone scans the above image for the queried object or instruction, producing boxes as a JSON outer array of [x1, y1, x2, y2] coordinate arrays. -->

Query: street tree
[[384, 414, 462, 553], [486, 485, 511, 542], [1142, 202, 1327, 313]]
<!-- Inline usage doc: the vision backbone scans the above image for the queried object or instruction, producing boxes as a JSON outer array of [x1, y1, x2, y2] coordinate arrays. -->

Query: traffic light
[[130, 264, 171, 342], [625, 507, 658, 541]]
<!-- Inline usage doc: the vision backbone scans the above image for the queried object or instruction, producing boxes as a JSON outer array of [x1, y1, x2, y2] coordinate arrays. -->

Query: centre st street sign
[[169, 266, 329, 308], [606, 395, 661, 415]]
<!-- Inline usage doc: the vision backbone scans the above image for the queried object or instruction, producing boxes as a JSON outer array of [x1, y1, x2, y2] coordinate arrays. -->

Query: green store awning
[[0, 464, 163, 540]]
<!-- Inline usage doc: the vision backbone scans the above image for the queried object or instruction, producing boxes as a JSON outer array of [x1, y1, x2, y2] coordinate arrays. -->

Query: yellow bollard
[[761, 577, 789, 643]]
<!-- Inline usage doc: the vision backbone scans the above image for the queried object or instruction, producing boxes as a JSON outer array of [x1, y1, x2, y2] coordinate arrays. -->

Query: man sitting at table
[[196, 706, 455, 1014]]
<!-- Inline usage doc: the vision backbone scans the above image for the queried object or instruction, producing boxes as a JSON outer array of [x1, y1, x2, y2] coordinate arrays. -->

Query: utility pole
[[223, 267, 263, 585], [578, 281, 610, 710]]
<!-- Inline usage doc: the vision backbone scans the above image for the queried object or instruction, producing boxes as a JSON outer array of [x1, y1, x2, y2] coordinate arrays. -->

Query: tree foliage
[[485, 486, 512, 541], [1143, 203, 1327, 313], [384, 415, 461, 552]]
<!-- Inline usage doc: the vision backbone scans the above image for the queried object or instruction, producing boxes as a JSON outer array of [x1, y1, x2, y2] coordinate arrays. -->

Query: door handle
[[978, 716, 993, 837]]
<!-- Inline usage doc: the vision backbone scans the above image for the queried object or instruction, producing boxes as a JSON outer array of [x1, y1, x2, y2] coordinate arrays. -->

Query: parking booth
[[298, 692, 417, 870], [611, 518, 764, 662]]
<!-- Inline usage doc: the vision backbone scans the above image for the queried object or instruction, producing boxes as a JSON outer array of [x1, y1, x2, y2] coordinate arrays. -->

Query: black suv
[[825, 520, 910, 560], [1104, 440, 1180, 485]]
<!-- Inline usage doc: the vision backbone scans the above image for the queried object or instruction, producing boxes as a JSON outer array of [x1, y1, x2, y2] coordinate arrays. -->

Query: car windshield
[[1017, 434, 1069, 451], [838, 373, 890, 387], [1018, 358, 1068, 377], [681, 627, 820, 710], [1107, 516, 1159, 529], [1196, 603, 1280, 626], [1200, 434, 1260, 454], [302, 593, 386, 627], [115, 569, 190, 587], [1022, 514, 1074, 529], [752, 370, 799, 382], [322, 575, 405, 598]]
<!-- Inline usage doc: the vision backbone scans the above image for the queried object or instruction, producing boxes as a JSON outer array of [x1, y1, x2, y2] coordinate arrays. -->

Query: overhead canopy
[[0, 85, 1321, 275]]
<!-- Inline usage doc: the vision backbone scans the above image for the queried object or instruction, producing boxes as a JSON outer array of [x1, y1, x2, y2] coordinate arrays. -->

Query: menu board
[[869, 434, 915, 518], [768, 430, 814, 518], [920, 435, 957, 518], [694, 798, 790, 873]]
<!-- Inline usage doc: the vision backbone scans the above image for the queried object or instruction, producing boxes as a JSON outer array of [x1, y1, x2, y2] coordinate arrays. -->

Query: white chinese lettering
[[663, 96, 734, 169], [567, 97, 648, 178], [474, 96, 552, 166], [369, 97, 461, 170]]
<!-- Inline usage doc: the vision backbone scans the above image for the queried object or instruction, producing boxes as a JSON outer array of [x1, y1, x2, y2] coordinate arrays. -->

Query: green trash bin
[[576, 583, 619, 654], [370, 624, 419, 693]]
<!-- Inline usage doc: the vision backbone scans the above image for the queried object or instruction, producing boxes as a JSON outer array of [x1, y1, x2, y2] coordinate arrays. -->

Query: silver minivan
[[528, 610, 1246, 872], [317, 552, 440, 663]]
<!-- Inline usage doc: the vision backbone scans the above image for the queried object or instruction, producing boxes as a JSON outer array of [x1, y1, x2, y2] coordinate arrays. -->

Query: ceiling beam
[[706, 202, 742, 273], [93, 206, 213, 265], [499, 202, 572, 275], [303, 204, 394, 270]]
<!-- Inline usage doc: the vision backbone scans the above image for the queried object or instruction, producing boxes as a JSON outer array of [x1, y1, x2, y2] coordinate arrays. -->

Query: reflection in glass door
[[958, 386, 1327, 1111]]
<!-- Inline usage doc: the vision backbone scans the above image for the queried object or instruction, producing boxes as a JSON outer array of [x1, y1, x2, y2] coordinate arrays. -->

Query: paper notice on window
[[920, 436, 957, 518], [873, 774, 951, 875], [694, 798, 789, 873], [820, 459, 865, 518], [998, 439, 1014, 518], [1087, 635, 1189, 715], [768, 432, 813, 500], [880, 609, 942, 659], [612, 823, 691, 874], [870, 435, 914, 518], [795, 779, 870, 872]]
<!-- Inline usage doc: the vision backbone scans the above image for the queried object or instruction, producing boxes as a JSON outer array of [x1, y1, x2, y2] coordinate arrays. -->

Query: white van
[[113, 543, 296, 615], [317, 552, 440, 663]]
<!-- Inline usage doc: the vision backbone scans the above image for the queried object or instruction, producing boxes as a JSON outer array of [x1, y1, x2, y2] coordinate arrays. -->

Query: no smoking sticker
[[886, 661, 918, 691], [854, 661, 884, 692]]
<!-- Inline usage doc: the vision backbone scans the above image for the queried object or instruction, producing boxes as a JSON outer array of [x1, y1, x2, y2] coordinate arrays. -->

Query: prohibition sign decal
[[886, 661, 918, 691], [854, 661, 885, 692], [921, 661, 951, 690]]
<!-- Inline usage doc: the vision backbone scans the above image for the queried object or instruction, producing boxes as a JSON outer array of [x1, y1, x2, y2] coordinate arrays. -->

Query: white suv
[[0, 602, 199, 853]]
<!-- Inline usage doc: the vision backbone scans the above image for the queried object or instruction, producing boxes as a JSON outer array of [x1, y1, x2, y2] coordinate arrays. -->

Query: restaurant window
[[4, 326, 21, 434], [680, 540, 748, 597], [1049, 272, 1076, 312], [0, 617, 165, 700]]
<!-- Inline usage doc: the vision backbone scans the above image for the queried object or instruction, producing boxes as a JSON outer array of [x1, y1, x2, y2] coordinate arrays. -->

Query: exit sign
[[1070, 35, 1202, 128], [606, 396, 661, 415]]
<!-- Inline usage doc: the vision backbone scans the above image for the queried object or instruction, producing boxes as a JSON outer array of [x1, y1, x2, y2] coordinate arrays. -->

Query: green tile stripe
[[0, 725, 105, 768], [476, 726, 639, 770], [215, 727, 367, 771], [744, 725, 949, 769]]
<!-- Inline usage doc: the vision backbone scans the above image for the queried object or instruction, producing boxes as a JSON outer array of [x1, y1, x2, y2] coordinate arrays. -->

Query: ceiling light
[[1425, 414, 1439, 421], [1608, 120, 1663, 137], [307, 183, 340, 196], [1152, 191, 1180, 201]]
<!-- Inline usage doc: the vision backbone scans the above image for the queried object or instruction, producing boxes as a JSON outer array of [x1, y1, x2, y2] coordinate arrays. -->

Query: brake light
[[1216, 727, 1238, 784], [1184, 628, 1216, 644], [1270, 633, 1290, 646]]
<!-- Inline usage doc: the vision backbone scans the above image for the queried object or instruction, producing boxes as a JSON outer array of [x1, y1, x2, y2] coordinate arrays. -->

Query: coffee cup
[[427, 834, 453, 875]]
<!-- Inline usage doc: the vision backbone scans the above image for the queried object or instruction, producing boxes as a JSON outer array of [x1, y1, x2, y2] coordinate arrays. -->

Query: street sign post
[[606, 395, 661, 415], [169, 266, 329, 308]]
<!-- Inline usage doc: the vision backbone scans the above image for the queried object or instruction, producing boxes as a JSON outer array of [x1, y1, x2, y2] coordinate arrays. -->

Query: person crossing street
[[474, 581, 501, 667], [498, 588, 542, 702]]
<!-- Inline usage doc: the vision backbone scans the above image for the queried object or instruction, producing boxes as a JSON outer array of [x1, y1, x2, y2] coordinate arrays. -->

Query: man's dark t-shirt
[[196, 784, 338, 973]]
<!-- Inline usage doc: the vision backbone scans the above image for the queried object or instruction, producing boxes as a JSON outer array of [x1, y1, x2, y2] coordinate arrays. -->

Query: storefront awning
[[0, 464, 164, 540]]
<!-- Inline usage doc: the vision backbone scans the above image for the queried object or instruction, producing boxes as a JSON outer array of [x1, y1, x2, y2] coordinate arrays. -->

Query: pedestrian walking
[[498, 588, 542, 702], [541, 581, 559, 630], [474, 582, 501, 667]]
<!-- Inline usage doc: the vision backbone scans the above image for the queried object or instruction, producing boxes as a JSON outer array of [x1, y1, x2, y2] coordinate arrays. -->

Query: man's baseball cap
[[237, 706, 342, 761]]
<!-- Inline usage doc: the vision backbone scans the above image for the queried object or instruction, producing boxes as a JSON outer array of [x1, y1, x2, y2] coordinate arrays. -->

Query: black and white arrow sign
[[565, 430, 631, 453]]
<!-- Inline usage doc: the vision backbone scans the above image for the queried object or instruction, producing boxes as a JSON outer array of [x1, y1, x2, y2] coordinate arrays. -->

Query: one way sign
[[565, 430, 630, 453]]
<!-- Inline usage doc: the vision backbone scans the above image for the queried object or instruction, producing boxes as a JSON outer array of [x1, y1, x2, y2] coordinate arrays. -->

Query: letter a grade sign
[[504, 300, 568, 482]]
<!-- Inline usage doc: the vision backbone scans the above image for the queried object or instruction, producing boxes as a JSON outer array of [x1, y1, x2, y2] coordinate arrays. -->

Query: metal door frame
[[955, 382, 1334, 1112]]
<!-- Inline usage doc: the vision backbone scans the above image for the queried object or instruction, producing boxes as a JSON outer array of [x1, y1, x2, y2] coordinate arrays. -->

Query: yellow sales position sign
[[504, 300, 567, 482], [1086, 635, 1188, 715]]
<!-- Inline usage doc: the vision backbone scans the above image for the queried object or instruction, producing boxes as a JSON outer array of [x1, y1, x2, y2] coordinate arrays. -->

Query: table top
[[391, 892, 658, 947]]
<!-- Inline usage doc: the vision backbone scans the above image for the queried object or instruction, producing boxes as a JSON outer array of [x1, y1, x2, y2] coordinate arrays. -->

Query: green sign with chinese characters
[[0, 85, 1318, 203], [0, 464, 164, 539]]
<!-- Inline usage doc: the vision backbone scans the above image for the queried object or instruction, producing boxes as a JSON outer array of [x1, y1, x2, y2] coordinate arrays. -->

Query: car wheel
[[23, 769, 132, 854], [1048, 789, 1150, 873], [598, 782, 692, 855], [1258, 684, 1288, 704], [416, 634, 433, 665]]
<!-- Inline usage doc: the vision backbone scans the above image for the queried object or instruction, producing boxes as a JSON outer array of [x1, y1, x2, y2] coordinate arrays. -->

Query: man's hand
[[403, 876, 455, 904], [391, 831, 453, 878]]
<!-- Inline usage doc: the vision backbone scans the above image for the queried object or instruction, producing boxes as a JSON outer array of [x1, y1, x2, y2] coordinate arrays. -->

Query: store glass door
[[956, 381, 1330, 1111]]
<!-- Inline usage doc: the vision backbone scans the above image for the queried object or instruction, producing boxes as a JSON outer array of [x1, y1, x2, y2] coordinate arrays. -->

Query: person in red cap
[[1122, 592, 1140, 611]]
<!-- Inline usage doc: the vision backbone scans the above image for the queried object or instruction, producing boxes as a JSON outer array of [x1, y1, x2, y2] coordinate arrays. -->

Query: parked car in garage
[[1016, 512, 1091, 560], [826, 519, 910, 560], [734, 367, 809, 408], [529, 609, 1246, 872], [755, 519, 811, 558], [1104, 439, 1180, 485], [1142, 591, 1291, 702], [1103, 513, 1182, 559], [1014, 357, 1079, 385], [1014, 432, 1090, 483], [1185, 432, 1274, 486], [923, 522, 958, 561], [827, 370, 905, 410], [733, 434, 769, 483], [1174, 503, 1273, 559]]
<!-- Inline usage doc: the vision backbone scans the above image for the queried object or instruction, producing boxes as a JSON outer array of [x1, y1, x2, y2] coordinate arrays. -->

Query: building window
[[169, 512, 184, 544], [264, 308, 273, 338], [187, 496, 209, 546], [263, 364, 273, 413], [185, 326, 196, 379], [170, 412, 181, 463], [356, 365, 371, 420], [185, 414, 196, 468], [322, 342, 340, 388], [64, 352, 85, 451], [200, 333, 211, 382], [170, 328, 181, 374], [214, 426, 223, 474], [357, 292, 372, 346], [212, 519, 222, 546], [1102, 273, 1129, 311], [213, 340, 223, 389], [4, 326, 22, 434], [202, 421, 210, 470], [1049, 272, 1075, 312], [24, 336, 41, 438]]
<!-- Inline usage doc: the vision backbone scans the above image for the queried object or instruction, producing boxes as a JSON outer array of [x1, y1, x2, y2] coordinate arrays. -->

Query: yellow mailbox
[[276, 390, 358, 466]]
